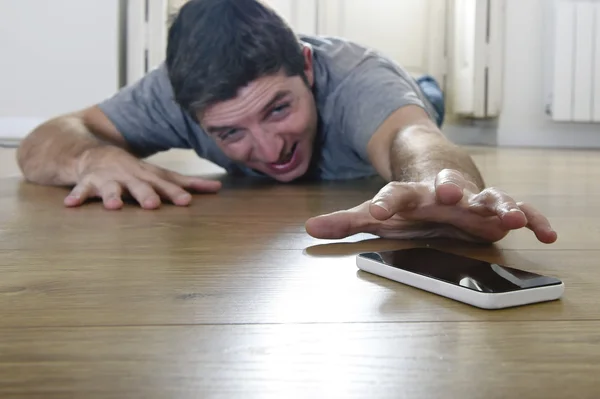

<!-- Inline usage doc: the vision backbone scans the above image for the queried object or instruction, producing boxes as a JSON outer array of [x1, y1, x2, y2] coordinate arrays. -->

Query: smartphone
[[356, 247, 564, 309]]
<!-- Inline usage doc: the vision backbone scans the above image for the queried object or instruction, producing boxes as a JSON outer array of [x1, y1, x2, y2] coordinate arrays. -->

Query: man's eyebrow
[[205, 90, 292, 134], [206, 124, 236, 135]]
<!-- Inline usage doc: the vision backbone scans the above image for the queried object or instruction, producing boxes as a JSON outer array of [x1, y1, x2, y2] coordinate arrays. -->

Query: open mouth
[[271, 142, 298, 166], [268, 142, 300, 173]]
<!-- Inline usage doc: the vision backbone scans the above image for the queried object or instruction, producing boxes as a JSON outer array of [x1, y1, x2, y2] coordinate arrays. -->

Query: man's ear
[[302, 45, 314, 87]]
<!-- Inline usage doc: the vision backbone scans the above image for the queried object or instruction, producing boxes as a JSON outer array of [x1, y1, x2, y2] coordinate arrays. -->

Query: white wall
[[497, 0, 600, 148], [11, 0, 589, 150], [0, 0, 121, 143], [317, 0, 446, 83], [263, 0, 318, 35]]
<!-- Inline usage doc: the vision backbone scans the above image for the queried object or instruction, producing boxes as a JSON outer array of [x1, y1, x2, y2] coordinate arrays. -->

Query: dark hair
[[166, 0, 306, 119]]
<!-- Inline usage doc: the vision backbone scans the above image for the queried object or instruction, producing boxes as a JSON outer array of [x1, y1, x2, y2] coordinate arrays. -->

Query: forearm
[[16, 116, 107, 186], [389, 125, 485, 189]]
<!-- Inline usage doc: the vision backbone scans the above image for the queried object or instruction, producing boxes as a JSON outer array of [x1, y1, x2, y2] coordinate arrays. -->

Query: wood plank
[[0, 245, 596, 326], [2, 145, 600, 398], [0, 174, 597, 253], [1, 143, 600, 328], [0, 322, 598, 398]]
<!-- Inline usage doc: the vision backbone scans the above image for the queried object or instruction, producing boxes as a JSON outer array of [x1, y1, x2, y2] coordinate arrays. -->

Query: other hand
[[64, 146, 221, 210], [305, 169, 557, 244]]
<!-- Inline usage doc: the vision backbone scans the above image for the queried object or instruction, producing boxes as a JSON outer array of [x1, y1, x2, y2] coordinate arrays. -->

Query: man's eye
[[220, 129, 241, 141], [271, 103, 290, 116]]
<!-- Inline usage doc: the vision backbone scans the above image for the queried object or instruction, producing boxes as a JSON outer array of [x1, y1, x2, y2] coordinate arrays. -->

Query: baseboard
[[0, 139, 20, 148], [442, 117, 600, 149], [0, 117, 44, 146], [443, 118, 498, 146], [497, 124, 600, 149]]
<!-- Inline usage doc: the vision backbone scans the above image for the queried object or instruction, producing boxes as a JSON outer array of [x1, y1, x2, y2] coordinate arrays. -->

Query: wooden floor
[[0, 146, 599, 397]]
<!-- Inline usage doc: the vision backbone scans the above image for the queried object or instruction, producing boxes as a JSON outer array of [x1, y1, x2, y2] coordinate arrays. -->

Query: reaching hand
[[305, 169, 557, 244], [64, 146, 221, 210]]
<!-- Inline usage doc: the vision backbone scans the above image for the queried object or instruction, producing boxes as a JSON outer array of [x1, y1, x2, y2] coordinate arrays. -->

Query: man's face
[[199, 47, 318, 182]]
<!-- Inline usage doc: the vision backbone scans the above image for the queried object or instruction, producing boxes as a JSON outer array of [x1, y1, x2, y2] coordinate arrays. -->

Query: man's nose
[[252, 129, 284, 163]]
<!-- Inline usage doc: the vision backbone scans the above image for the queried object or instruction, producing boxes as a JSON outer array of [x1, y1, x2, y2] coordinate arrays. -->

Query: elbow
[[16, 130, 33, 175], [15, 125, 49, 184], [16, 131, 37, 182]]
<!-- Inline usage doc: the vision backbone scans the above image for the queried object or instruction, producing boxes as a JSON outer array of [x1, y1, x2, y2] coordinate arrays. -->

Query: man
[[16, 0, 557, 244]]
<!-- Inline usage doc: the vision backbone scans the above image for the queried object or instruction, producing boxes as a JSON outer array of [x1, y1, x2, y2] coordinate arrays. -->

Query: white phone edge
[[356, 254, 564, 310]]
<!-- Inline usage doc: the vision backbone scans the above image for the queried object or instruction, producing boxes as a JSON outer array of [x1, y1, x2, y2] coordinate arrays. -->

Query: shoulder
[[300, 35, 419, 95], [300, 35, 381, 96], [300, 35, 438, 166], [301, 34, 435, 121], [113, 63, 175, 106], [95, 63, 198, 156]]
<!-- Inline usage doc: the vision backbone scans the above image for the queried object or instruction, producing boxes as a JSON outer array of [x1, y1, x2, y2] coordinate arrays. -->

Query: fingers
[[64, 181, 126, 210], [64, 167, 222, 210], [64, 182, 94, 207], [155, 181, 192, 207], [150, 166, 222, 193], [369, 182, 425, 221], [306, 202, 375, 239], [518, 202, 558, 244], [124, 179, 162, 210], [368, 169, 471, 223], [468, 188, 528, 229], [141, 173, 192, 206], [64, 178, 162, 210], [467, 189, 557, 243], [434, 169, 468, 205], [140, 169, 221, 206], [182, 176, 222, 193], [99, 181, 124, 210]]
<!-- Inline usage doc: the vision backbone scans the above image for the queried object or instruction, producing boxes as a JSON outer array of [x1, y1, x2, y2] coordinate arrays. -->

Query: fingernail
[[144, 198, 159, 208], [373, 201, 389, 212], [440, 180, 460, 187]]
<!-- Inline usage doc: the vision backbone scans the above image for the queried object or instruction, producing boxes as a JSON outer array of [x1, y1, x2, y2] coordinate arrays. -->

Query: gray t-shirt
[[98, 34, 438, 180]]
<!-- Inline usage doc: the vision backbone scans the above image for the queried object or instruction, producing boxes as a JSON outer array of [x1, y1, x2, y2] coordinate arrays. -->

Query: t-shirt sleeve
[[332, 58, 438, 162], [97, 64, 193, 157]]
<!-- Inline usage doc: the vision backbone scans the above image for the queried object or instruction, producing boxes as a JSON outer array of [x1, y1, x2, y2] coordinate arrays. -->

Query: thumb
[[150, 164, 223, 193], [187, 178, 222, 193], [305, 203, 373, 239]]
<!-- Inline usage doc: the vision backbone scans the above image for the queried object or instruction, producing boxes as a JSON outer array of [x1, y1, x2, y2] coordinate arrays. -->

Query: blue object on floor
[[416, 75, 445, 128]]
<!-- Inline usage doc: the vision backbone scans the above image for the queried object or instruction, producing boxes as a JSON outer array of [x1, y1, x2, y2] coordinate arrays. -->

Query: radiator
[[550, 0, 600, 122]]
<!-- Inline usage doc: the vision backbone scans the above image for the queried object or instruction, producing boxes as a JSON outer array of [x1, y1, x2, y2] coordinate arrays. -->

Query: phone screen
[[359, 247, 562, 293]]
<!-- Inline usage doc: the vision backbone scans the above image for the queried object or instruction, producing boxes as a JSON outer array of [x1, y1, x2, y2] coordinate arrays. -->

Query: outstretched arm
[[366, 105, 484, 188], [306, 105, 557, 244]]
